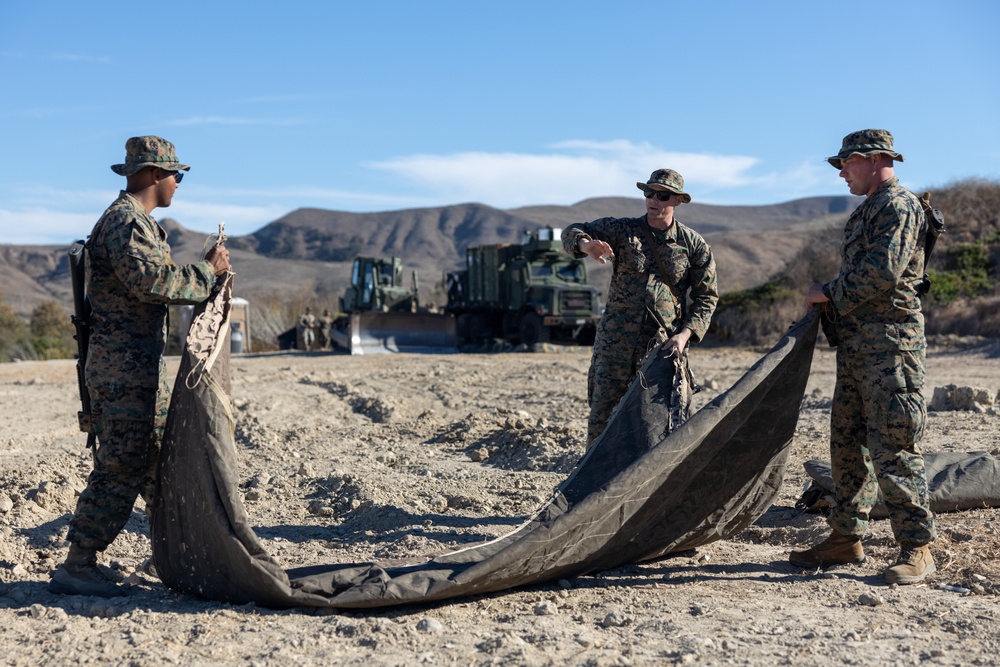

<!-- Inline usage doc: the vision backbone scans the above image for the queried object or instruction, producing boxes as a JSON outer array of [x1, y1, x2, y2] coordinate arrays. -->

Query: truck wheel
[[518, 312, 550, 346], [456, 314, 472, 345], [575, 324, 597, 345]]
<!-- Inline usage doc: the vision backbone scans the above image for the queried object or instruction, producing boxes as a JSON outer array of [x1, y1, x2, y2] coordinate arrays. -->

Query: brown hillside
[[513, 195, 861, 233], [0, 195, 863, 322], [711, 179, 1000, 344], [0, 245, 75, 318], [229, 204, 538, 275]]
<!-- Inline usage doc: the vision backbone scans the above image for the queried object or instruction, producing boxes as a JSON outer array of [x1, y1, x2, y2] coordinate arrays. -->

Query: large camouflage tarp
[[151, 276, 819, 608]]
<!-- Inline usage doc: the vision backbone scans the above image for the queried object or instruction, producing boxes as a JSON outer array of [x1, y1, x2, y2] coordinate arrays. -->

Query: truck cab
[[446, 228, 602, 346]]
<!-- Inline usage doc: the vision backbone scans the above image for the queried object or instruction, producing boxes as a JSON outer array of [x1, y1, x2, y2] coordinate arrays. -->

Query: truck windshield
[[530, 262, 584, 282], [556, 263, 584, 282], [361, 266, 375, 307], [530, 265, 554, 278]]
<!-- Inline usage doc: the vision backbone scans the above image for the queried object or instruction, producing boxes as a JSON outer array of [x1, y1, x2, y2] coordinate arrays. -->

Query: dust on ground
[[1, 339, 998, 666]]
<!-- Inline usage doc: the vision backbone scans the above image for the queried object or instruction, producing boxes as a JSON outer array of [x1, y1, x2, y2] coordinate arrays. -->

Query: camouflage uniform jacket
[[823, 177, 926, 355], [85, 191, 219, 391], [563, 215, 718, 343]]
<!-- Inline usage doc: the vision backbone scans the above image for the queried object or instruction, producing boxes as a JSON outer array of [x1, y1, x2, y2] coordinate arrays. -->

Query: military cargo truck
[[445, 228, 601, 346]]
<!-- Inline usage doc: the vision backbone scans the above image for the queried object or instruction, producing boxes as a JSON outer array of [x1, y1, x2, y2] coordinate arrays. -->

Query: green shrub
[[926, 241, 993, 306], [0, 294, 33, 361], [0, 298, 78, 362], [718, 280, 797, 312], [710, 277, 803, 346], [29, 300, 76, 360]]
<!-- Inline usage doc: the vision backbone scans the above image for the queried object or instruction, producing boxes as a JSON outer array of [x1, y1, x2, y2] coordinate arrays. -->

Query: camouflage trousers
[[301, 328, 315, 351], [67, 383, 169, 551], [827, 348, 936, 546], [587, 319, 686, 445]]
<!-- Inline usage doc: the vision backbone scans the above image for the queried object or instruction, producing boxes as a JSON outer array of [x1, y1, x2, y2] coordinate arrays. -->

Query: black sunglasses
[[161, 169, 184, 183], [643, 189, 673, 202]]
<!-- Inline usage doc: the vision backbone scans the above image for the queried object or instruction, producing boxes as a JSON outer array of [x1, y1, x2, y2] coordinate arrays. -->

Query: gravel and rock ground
[[1, 338, 999, 666]]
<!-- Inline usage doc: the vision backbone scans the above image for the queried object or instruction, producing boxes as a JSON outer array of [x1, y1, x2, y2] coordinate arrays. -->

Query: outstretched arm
[[577, 238, 615, 264]]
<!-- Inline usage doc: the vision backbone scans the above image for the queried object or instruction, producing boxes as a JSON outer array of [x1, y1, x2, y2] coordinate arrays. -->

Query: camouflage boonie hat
[[111, 136, 190, 176], [636, 169, 692, 203], [827, 129, 904, 169]]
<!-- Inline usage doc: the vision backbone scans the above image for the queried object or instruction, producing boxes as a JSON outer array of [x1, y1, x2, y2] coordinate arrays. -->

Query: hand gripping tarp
[[151, 276, 819, 609]]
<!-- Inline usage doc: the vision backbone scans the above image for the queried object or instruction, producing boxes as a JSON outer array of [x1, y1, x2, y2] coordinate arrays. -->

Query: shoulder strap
[[918, 191, 946, 259], [916, 192, 947, 296]]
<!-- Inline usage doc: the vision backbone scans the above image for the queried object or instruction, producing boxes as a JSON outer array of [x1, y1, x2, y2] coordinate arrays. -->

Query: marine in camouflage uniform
[[563, 169, 718, 445], [317, 309, 333, 349], [790, 129, 936, 585], [51, 136, 230, 597], [299, 307, 318, 351]]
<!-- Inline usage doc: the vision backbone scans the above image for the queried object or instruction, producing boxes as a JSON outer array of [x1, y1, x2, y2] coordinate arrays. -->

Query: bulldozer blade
[[333, 312, 458, 355]]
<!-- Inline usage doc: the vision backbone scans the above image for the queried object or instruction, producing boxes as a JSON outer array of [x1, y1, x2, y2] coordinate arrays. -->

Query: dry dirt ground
[[1, 338, 999, 666]]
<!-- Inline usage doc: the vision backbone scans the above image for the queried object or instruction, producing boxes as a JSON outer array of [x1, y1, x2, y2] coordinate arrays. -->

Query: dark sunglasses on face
[[161, 169, 184, 183], [643, 189, 672, 202]]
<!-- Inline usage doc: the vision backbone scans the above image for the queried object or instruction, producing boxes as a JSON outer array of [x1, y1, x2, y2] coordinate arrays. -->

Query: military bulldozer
[[445, 228, 602, 347], [329, 256, 457, 355]]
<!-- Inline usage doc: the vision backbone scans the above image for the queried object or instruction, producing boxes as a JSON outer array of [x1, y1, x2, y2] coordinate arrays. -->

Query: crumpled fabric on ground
[[151, 278, 819, 609]]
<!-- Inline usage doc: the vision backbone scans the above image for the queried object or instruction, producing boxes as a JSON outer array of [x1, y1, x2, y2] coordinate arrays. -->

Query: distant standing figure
[[562, 169, 718, 445], [50, 136, 230, 598], [317, 309, 333, 349], [789, 129, 936, 585], [299, 307, 318, 351]]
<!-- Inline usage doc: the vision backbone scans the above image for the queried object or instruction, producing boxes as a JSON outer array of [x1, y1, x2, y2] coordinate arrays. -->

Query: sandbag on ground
[[152, 277, 819, 609], [798, 452, 1000, 518]]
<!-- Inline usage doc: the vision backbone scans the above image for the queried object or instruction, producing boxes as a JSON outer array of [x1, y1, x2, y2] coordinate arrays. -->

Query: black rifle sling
[[916, 191, 947, 296], [69, 239, 97, 456]]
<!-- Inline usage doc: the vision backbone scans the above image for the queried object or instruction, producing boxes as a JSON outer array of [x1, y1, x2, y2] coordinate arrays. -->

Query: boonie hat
[[827, 129, 904, 169], [636, 169, 692, 203], [111, 136, 191, 176]]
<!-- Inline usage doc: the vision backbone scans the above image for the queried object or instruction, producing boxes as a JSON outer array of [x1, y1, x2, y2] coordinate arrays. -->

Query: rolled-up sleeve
[[563, 223, 593, 258], [116, 221, 218, 305]]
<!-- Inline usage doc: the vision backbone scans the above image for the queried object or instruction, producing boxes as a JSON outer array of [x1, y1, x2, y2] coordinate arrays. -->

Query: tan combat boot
[[884, 544, 935, 585], [788, 532, 865, 568], [49, 544, 127, 598]]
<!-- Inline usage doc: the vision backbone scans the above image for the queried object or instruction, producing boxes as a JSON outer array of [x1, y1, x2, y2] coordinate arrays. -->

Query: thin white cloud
[[9, 185, 116, 210], [191, 185, 412, 205], [535, 140, 766, 190], [166, 201, 290, 237], [167, 116, 304, 127], [367, 140, 765, 207], [1, 107, 76, 119], [49, 53, 111, 64], [0, 183, 418, 245], [734, 159, 845, 202], [237, 94, 333, 104], [0, 208, 96, 245], [0, 140, 852, 246], [0, 200, 287, 245]]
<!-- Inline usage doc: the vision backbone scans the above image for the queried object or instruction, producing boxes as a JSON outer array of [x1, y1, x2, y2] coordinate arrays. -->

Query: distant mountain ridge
[[0, 195, 861, 318], [512, 195, 858, 234], [232, 194, 860, 263]]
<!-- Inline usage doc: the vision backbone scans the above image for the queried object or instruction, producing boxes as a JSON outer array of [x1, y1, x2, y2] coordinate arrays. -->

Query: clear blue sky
[[1, 1, 997, 245]]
